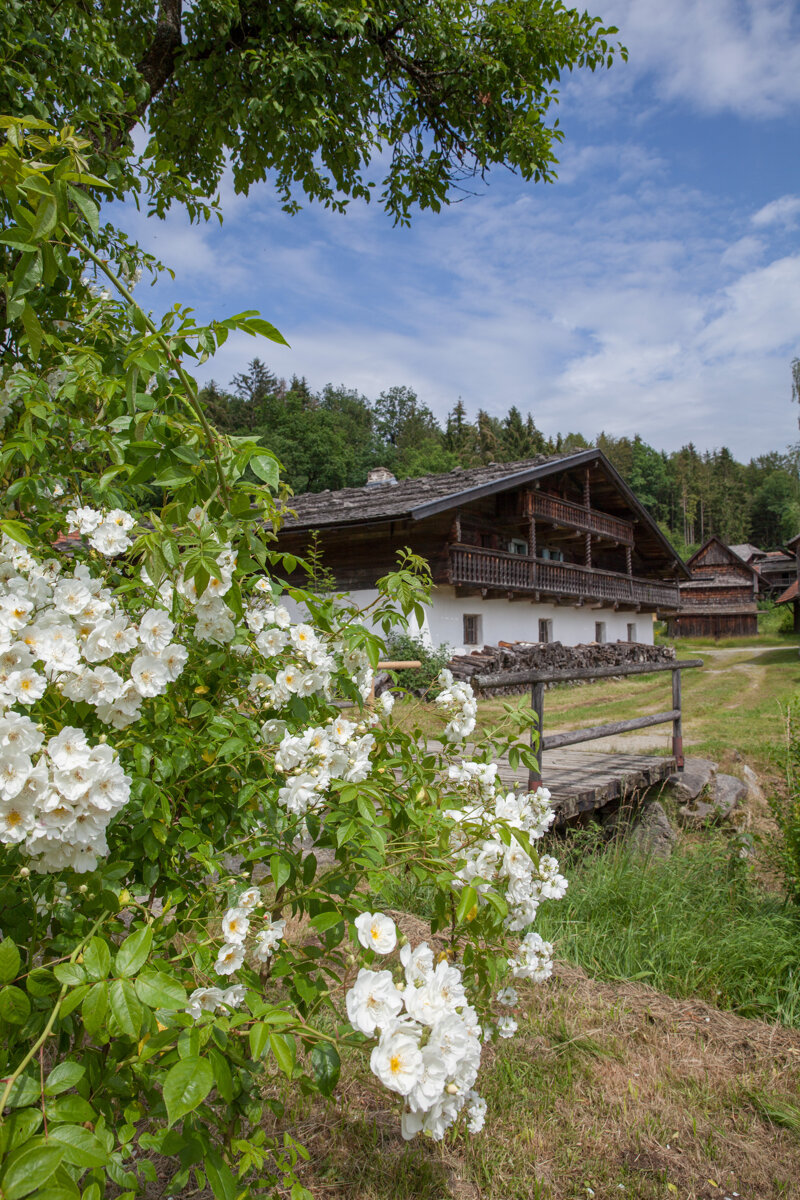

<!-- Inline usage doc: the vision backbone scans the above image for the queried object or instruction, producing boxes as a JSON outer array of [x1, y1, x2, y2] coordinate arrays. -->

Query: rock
[[667, 757, 717, 802], [628, 801, 677, 859], [679, 773, 746, 827], [448, 639, 677, 695], [741, 763, 764, 805]]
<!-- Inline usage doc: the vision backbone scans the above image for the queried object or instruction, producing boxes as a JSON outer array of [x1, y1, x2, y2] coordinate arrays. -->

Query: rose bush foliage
[[0, 120, 566, 1198]]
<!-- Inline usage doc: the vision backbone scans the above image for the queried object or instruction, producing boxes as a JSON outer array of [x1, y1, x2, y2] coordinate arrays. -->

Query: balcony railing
[[529, 492, 635, 545], [449, 545, 679, 610]]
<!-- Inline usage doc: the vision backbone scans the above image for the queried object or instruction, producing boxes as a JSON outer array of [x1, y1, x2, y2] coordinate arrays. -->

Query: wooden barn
[[276, 451, 686, 652], [666, 537, 760, 639]]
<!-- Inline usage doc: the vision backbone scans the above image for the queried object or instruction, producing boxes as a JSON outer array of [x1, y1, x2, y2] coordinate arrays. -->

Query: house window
[[627, 622, 637, 642], [595, 621, 606, 644], [463, 614, 481, 646], [508, 538, 528, 555], [538, 618, 553, 644]]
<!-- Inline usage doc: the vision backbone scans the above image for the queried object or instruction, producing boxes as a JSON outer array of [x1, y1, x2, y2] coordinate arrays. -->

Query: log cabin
[[665, 537, 760, 639], [274, 451, 686, 652]]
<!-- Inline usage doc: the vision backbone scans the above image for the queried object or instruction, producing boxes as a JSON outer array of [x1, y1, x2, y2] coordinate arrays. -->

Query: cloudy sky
[[117, 0, 800, 461]]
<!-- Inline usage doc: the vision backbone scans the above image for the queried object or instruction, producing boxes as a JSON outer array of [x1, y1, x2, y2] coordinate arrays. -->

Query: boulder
[[667, 757, 717, 802], [679, 773, 746, 827], [741, 763, 764, 805], [628, 801, 677, 860]]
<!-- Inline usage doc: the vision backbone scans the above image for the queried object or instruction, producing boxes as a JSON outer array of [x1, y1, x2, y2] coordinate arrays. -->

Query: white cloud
[[564, 0, 800, 120], [752, 195, 800, 227]]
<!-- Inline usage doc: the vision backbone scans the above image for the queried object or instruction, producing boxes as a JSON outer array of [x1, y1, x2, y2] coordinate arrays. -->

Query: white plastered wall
[[289, 585, 654, 655]]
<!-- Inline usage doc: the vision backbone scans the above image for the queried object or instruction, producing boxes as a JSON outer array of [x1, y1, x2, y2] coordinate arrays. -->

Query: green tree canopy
[[3, 0, 625, 222]]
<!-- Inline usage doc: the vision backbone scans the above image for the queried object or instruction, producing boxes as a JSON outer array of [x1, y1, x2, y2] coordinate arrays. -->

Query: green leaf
[[53, 963, 85, 987], [21, 302, 44, 358], [0, 985, 31, 1025], [269, 854, 291, 890], [67, 185, 99, 235], [44, 1062, 86, 1096], [47, 1125, 107, 1168], [204, 1150, 237, 1200], [134, 970, 186, 1011], [82, 938, 112, 982], [114, 925, 153, 977], [309, 910, 342, 932], [0, 519, 33, 549], [250, 454, 279, 488], [268, 1033, 295, 1077], [4, 1075, 39, 1109], [207, 1048, 233, 1104], [81, 983, 108, 1036], [0, 1141, 65, 1199], [248, 1022, 270, 1060], [108, 979, 143, 1038], [455, 884, 478, 924], [32, 195, 58, 241], [0, 937, 21, 983], [26, 967, 58, 997], [162, 1057, 214, 1126], [310, 1043, 340, 1097], [45, 1095, 97, 1125]]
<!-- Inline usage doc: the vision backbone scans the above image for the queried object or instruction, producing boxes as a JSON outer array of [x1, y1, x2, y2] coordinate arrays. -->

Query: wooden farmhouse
[[276, 451, 686, 652], [665, 537, 760, 639], [775, 532, 800, 631]]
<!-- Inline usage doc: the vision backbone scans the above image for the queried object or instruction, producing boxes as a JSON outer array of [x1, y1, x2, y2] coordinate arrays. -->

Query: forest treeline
[[201, 360, 800, 558]]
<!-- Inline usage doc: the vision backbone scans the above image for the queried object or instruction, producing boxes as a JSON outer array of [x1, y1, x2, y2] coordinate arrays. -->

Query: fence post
[[529, 680, 544, 788], [672, 667, 684, 770]]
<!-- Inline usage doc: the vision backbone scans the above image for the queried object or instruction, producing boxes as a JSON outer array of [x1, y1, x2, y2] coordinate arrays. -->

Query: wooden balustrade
[[448, 544, 679, 609], [528, 491, 635, 545]]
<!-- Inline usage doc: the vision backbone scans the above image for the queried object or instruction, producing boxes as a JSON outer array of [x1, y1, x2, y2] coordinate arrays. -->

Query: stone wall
[[448, 640, 676, 693]]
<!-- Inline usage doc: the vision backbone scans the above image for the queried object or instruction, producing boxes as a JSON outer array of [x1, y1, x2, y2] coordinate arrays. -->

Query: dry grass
[[263, 954, 800, 1200]]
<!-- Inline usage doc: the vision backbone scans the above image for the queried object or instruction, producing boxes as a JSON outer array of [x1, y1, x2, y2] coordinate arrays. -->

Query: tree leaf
[[311, 1043, 340, 1097], [162, 1057, 214, 1126], [67, 184, 99, 235]]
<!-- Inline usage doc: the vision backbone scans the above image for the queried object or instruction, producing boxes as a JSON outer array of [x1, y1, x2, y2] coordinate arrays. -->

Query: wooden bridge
[[473, 658, 704, 822]]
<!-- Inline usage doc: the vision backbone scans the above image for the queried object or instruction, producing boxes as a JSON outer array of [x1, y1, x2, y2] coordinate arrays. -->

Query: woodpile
[[448, 639, 675, 694]]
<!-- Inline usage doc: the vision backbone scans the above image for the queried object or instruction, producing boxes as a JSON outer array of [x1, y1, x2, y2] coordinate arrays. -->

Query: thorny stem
[[67, 230, 231, 506]]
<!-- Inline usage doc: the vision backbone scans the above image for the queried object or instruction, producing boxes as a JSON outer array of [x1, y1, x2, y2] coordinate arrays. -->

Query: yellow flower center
[[389, 1055, 402, 1075]]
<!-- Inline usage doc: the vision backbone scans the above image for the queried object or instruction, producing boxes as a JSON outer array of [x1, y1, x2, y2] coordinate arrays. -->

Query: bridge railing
[[472, 658, 704, 787]]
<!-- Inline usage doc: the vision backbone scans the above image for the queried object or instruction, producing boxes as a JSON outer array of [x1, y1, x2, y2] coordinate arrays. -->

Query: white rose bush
[[0, 120, 568, 1198]]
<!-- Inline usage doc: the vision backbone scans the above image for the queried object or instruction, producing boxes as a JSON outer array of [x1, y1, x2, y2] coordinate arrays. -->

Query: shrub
[[0, 120, 565, 1198], [385, 632, 452, 694]]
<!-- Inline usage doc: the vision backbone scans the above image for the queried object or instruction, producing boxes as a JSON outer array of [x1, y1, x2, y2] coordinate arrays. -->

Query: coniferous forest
[[202, 360, 800, 559]]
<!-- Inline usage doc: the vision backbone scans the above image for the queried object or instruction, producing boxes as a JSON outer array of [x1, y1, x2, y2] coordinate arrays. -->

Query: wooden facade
[[666, 537, 759, 639], [276, 452, 685, 615]]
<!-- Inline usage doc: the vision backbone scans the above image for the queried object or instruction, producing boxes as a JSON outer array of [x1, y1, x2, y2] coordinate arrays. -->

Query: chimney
[[366, 467, 397, 487]]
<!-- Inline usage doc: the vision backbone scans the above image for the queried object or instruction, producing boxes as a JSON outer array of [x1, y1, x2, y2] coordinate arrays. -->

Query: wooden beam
[[474, 659, 704, 689], [542, 710, 681, 751]]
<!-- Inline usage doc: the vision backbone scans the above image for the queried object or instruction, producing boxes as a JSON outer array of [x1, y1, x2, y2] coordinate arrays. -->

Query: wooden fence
[[473, 658, 704, 787]]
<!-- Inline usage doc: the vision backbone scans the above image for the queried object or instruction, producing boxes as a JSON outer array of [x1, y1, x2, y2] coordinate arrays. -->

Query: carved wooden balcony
[[448, 545, 680, 610], [528, 492, 635, 545]]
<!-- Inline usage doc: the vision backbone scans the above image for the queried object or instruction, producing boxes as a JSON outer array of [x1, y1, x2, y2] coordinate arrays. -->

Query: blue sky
[[117, 0, 800, 461]]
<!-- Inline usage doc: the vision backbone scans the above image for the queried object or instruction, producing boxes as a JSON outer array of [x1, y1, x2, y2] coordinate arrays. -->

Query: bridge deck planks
[[496, 749, 675, 821]]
